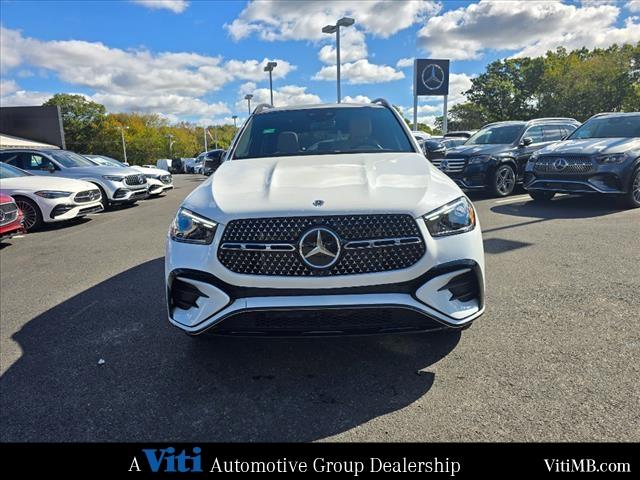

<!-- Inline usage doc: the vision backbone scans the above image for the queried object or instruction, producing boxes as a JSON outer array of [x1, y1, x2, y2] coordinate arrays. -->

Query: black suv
[[524, 112, 640, 209], [436, 118, 580, 196]]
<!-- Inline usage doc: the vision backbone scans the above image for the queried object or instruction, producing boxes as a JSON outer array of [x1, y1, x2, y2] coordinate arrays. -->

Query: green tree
[[43, 94, 106, 153]]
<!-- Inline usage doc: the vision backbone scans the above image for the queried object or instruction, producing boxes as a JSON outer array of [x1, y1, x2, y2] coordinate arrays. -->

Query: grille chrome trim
[[344, 236, 421, 250], [74, 189, 101, 203], [124, 174, 146, 186], [533, 156, 594, 174], [221, 242, 296, 252], [432, 158, 466, 173], [0, 203, 19, 226]]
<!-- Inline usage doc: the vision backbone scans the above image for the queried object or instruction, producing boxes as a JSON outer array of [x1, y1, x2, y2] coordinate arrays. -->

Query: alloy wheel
[[496, 166, 515, 195], [15, 200, 38, 230], [633, 171, 640, 204]]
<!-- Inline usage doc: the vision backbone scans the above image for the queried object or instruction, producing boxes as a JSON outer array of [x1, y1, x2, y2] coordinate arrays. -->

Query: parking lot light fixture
[[232, 115, 238, 128], [244, 94, 253, 115], [322, 17, 355, 103], [264, 62, 278, 106]]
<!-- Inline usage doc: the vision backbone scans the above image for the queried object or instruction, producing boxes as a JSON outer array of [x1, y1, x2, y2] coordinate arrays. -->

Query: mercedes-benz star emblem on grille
[[421, 64, 445, 91], [439, 160, 449, 171], [553, 158, 569, 171], [313, 199, 324, 207], [299, 227, 341, 269]]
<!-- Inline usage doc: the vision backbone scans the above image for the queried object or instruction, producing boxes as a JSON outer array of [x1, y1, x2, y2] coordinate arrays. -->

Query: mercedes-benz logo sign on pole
[[299, 228, 341, 269], [553, 158, 569, 171], [422, 64, 445, 91], [414, 59, 450, 97]]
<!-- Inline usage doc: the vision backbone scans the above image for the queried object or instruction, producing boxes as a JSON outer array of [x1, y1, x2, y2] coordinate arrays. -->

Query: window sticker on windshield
[[262, 128, 276, 134]]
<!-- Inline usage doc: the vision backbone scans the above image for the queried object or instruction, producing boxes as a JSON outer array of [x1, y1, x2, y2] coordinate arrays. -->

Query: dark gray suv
[[438, 118, 580, 197], [524, 112, 640, 209]]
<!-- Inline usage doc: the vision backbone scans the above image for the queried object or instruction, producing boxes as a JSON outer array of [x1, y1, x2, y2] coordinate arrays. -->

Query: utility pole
[[322, 17, 355, 103]]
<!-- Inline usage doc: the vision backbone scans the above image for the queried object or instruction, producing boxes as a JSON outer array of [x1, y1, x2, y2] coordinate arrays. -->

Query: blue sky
[[1, 0, 639, 126]]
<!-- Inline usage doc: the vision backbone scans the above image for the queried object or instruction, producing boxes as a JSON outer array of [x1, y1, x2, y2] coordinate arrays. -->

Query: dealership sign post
[[413, 59, 450, 134]]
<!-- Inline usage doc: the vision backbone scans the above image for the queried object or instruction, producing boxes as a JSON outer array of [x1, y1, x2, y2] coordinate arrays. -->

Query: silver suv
[[0, 149, 149, 208]]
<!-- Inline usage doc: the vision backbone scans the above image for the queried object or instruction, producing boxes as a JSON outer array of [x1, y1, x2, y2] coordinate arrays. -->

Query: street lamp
[[166, 134, 175, 157], [322, 16, 355, 103], [244, 94, 253, 115], [117, 126, 129, 164], [263, 61, 277, 106], [232, 115, 238, 128]]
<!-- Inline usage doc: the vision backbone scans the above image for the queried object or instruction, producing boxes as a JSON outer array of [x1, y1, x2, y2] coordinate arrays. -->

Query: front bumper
[[48, 201, 103, 221], [110, 186, 149, 203], [165, 219, 485, 336]]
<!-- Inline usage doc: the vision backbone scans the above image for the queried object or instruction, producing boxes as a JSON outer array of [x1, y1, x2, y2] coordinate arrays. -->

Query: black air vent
[[171, 279, 208, 310], [438, 270, 479, 303]]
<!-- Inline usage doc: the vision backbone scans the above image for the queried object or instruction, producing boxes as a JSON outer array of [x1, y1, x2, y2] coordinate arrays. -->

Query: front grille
[[533, 156, 594, 174], [218, 214, 426, 276], [431, 158, 466, 173], [74, 189, 101, 203], [124, 174, 146, 186], [0, 202, 19, 226], [160, 174, 172, 185]]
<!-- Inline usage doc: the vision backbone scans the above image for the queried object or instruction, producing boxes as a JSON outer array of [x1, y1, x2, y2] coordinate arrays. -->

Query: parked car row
[[0, 147, 175, 235], [414, 112, 639, 208]]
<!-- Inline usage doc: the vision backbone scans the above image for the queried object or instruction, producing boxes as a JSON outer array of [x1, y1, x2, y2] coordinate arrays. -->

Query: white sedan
[[0, 162, 103, 231]]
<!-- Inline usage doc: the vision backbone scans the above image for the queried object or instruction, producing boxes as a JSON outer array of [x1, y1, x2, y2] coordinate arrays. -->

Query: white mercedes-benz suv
[[166, 100, 485, 336]]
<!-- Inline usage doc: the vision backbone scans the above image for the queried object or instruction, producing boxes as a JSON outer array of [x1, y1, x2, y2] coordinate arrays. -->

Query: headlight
[[423, 197, 476, 237], [103, 175, 124, 182], [595, 153, 629, 164], [468, 155, 494, 164], [34, 190, 72, 199], [170, 208, 217, 244]]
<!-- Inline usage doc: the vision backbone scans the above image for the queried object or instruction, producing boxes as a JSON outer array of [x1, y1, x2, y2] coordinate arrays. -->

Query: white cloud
[[0, 27, 297, 121], [235, 84, 322, 112], [226, 0, 440, 41], [628, 1, 640, 13], [0, 79, 20, 96], [418, 0, 640, 60], [318, 28, 368, 64], [396, 57, 414, 69], [314, 59, 404, 84], [0, 80, 54, 107], [342, 95, 372, 104], [132, 0, 189, 14]]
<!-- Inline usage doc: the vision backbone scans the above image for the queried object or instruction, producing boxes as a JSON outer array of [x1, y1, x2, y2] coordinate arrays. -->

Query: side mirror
[[520, 137, 533, 147]]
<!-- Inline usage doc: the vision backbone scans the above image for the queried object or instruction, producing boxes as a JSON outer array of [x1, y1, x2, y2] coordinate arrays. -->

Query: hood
[[131, 166, 170, 176], [0, 175, 96, 193], [60, 165, 132, 177], [538, 137, 640, 156], [181, 153, 462, 225], [445, 143, 512, 158]]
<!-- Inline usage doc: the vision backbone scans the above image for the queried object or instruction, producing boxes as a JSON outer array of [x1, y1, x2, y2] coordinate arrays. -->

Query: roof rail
[[528, 117, 579, 123], [371, 98, 392, 109], [253, 103, 273, 115]]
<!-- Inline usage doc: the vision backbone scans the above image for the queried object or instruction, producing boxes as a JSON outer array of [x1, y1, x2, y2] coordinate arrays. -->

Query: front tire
[[14, 197, 43, 231], [622, 167, 640, 209], [529, 190, 556, 202], [489, 164, 516, 197], [93, 184, 109, 210]]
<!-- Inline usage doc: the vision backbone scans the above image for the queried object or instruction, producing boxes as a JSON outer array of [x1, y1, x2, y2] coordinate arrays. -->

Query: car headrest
[[276, 131, 299, 154], [349, 117, 372, 138]]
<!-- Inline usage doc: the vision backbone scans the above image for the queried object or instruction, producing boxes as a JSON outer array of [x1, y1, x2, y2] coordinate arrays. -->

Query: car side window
[[523, 125, 545, 144], [0, 152, 21, 166], [542, 125, 566, 142], [21, 153, 57, 171]]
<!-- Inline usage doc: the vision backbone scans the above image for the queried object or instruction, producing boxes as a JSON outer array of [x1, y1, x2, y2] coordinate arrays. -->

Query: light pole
[[322, 17, 355, 103], [117, 126, 129, 164], [203, 126, 208, 152], [244, 94, 253, 115], [264, 61, 277, 106], [166, 134, 175, 157], [232, 115, 238, 128]]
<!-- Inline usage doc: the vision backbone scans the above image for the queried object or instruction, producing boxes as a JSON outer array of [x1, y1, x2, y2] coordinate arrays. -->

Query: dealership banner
[[0, 443, 635, 476]]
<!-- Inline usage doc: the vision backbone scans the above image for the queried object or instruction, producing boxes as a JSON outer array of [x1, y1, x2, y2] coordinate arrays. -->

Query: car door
[[514, 125, 546, 178], [11, 152, 61, 176]]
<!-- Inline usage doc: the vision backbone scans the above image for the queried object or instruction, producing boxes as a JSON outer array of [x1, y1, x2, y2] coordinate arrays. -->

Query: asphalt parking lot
[[1, 174, 638, 442]]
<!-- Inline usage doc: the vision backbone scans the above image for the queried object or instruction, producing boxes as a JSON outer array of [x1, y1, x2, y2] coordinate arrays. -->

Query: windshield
[[86, 155, 124, 168], [466, 124, 523, 145], [568, 115, 640, 139], [232, 106, 414, 159], [49, 150, 97, 168], [0, 162, 31, 178]]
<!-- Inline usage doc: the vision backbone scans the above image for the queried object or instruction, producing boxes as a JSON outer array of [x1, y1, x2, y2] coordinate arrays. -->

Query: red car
[[0, 193, 25, 241]]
